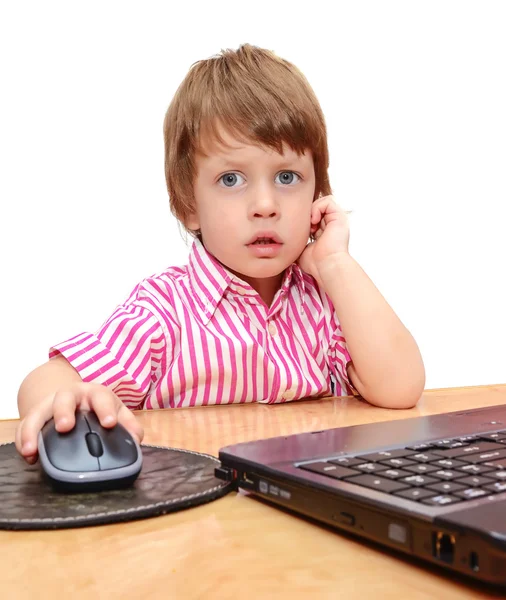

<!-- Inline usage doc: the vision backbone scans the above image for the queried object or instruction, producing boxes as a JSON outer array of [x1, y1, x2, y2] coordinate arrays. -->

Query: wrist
[[316, 251, 354, 282]]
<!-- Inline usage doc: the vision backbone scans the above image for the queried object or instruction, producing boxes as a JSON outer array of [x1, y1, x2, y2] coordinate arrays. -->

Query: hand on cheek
[[310, 210, 327, 240], [298, 195, 350, 282]]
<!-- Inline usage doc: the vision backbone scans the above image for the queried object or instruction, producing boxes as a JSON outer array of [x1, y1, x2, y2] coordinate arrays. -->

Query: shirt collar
[[187, 238, 307, 323]]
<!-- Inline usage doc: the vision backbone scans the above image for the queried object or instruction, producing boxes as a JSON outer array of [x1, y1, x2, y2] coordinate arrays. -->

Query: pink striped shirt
[[49, 239, 353, 409]]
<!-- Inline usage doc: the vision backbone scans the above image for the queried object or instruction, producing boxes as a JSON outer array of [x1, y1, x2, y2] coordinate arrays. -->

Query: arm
[[16, 287, 171, 462], [318, 252, 425, 408], [299, 196, 425, 409], [16, 355, 143, 463]]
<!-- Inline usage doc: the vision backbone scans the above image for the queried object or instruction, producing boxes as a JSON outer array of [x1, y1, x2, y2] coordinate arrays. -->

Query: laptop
[[215, 404, 506, 589]]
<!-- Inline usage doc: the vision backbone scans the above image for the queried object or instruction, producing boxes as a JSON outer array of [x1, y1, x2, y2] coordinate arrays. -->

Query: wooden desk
[[1, 385, 506, 599]]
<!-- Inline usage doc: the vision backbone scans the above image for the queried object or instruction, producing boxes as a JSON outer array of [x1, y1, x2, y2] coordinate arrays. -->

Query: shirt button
[[282, 390, 295, 400], [268, 323, 277, 336]]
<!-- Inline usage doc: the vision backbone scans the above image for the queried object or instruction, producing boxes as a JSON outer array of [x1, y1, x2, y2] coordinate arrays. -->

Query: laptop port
[[239, 473, 255, 489], [432, 531, 455, 564], [469, 551, 479, 572]]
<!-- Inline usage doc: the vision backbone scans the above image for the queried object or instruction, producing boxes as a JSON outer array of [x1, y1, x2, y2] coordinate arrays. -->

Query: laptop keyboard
[[297, 431, 506, 506]]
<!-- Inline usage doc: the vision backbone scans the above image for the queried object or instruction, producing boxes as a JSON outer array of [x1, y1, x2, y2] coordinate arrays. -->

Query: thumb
[[117, 405, 144, 444]]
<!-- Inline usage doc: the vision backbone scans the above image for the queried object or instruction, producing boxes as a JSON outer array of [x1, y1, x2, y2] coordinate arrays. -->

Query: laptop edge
[[216, 404, 506, 588]]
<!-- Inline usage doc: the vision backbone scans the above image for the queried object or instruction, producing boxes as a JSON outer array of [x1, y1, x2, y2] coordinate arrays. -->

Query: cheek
[[199, 204, 232, 234], [298, 203, 314, 237]]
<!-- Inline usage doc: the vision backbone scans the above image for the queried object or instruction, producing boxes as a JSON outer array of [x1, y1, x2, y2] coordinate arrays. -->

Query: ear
[[185, 210, 200, 232]]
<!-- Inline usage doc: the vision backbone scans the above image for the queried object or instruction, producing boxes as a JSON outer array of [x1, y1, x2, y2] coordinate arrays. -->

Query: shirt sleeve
[[320, 290, 355, 397], [49, 287, 169, 409]]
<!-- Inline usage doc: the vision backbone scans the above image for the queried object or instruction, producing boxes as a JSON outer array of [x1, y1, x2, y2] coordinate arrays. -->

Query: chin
[[243, 261, 291, 279]]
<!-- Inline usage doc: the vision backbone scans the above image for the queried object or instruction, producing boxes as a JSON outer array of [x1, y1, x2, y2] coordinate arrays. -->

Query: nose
[[248, 183, 279, 220]]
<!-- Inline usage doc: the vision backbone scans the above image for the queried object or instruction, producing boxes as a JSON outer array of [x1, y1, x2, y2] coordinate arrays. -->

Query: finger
[[15, 421, 37, 463], [313, 196, 345, 222], [312, 217, 326, 236], [311, 204, 323, 224], [87, 386, 123, 428], [313, 194, 334, 205], [17, 399, 56, 461], [14, 421, 37, 463], [117, 405, 144, 444], [14, 420, 23, 454], [52, 388, 82, 432], [311, 196, 339, 224]]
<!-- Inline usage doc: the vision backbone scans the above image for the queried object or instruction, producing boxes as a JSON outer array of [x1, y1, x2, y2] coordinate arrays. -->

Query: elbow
[[362, 371, 426, 410]]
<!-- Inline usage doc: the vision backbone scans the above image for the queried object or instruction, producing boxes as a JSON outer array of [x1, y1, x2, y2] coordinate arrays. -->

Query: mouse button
[[83, 410, 102, 431], [85, 432, 104, 457], [83, 412, 138, 468], [98, 426, 139, 471], [40, 416, 100, 473]]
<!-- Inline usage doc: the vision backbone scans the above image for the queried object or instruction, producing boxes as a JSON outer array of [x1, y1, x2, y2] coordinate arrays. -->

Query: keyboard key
[[405, 463, 440, 475], [488, 470, 506, 480], [432, 439, 467, 449], [432, 470, 461, 480], [379, 468, 411, 479], [409, 452, 442, 463], [299, 462, 358, 479], [479, 433, 506, 442], [455, 475, 494, 487], [484, 481, 506, 493], [426, 481, 467, 494], [379, 457, 417, 468], [422, 495, 462, 506], [394, 488, 435, 501], [358, 449, 413, 462], [457, 463, 494, 475], [406, 443, 434, 451], [399, 474, 439, 486], [356, 462, 388, 474], [455, 435, 479, 443], [342, 474, 409, 493], [465, 449, 506, 464], [328, 457, 365, 468], [483, 458, 506, 469], [433, 442, 506, 459], [431, 458, 467, 469], [455, 488, 489, 500]]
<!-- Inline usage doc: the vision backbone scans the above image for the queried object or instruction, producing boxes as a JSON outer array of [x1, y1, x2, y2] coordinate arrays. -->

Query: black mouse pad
[[0, 442, 233, 530]]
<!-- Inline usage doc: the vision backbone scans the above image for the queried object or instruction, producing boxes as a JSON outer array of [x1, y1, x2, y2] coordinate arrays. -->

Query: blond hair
[[163, 44, 331, 233]]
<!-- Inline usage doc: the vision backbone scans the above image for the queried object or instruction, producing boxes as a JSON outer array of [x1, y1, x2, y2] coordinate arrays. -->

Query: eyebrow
[[204, 155, 307, 171]]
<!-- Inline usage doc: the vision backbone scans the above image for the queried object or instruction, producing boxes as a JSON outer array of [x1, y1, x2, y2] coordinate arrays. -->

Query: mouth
[[246, 232, 283, 246], [250, 238, 279, 245], [246, 232, 283, 258]]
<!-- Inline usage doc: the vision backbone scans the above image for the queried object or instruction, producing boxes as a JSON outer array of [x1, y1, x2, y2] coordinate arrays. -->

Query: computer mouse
[[37, 409, 143, 492]]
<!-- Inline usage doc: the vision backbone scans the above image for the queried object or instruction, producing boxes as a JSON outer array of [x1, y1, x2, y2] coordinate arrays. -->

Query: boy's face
[[188, 128, 316, 297]]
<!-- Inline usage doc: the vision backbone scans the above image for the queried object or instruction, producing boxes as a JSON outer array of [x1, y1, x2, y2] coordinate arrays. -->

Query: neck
[[231, 270, 284, 307]]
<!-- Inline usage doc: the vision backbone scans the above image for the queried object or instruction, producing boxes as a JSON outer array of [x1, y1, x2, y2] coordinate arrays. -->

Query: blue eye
[[219, 173, 245, 187], [218, 171, 300, 187], [275, 171, 300, 185]]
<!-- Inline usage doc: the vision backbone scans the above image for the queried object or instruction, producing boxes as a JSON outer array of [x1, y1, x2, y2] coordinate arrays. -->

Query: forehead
[[196, 125, 311, 166]]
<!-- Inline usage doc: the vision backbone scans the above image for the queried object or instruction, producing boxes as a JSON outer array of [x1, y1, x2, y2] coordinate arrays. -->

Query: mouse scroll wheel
[[85, 432, 104, 457]]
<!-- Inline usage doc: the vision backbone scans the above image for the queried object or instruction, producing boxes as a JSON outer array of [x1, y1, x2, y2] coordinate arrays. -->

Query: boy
[[16, 44, 425, 464]]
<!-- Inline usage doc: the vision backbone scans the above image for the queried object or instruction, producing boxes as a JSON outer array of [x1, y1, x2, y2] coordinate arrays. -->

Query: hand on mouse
[[15, 382, 144, 464]]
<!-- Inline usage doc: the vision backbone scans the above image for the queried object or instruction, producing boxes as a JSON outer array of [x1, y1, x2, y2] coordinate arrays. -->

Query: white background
[[1, 1, 505, 419]]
